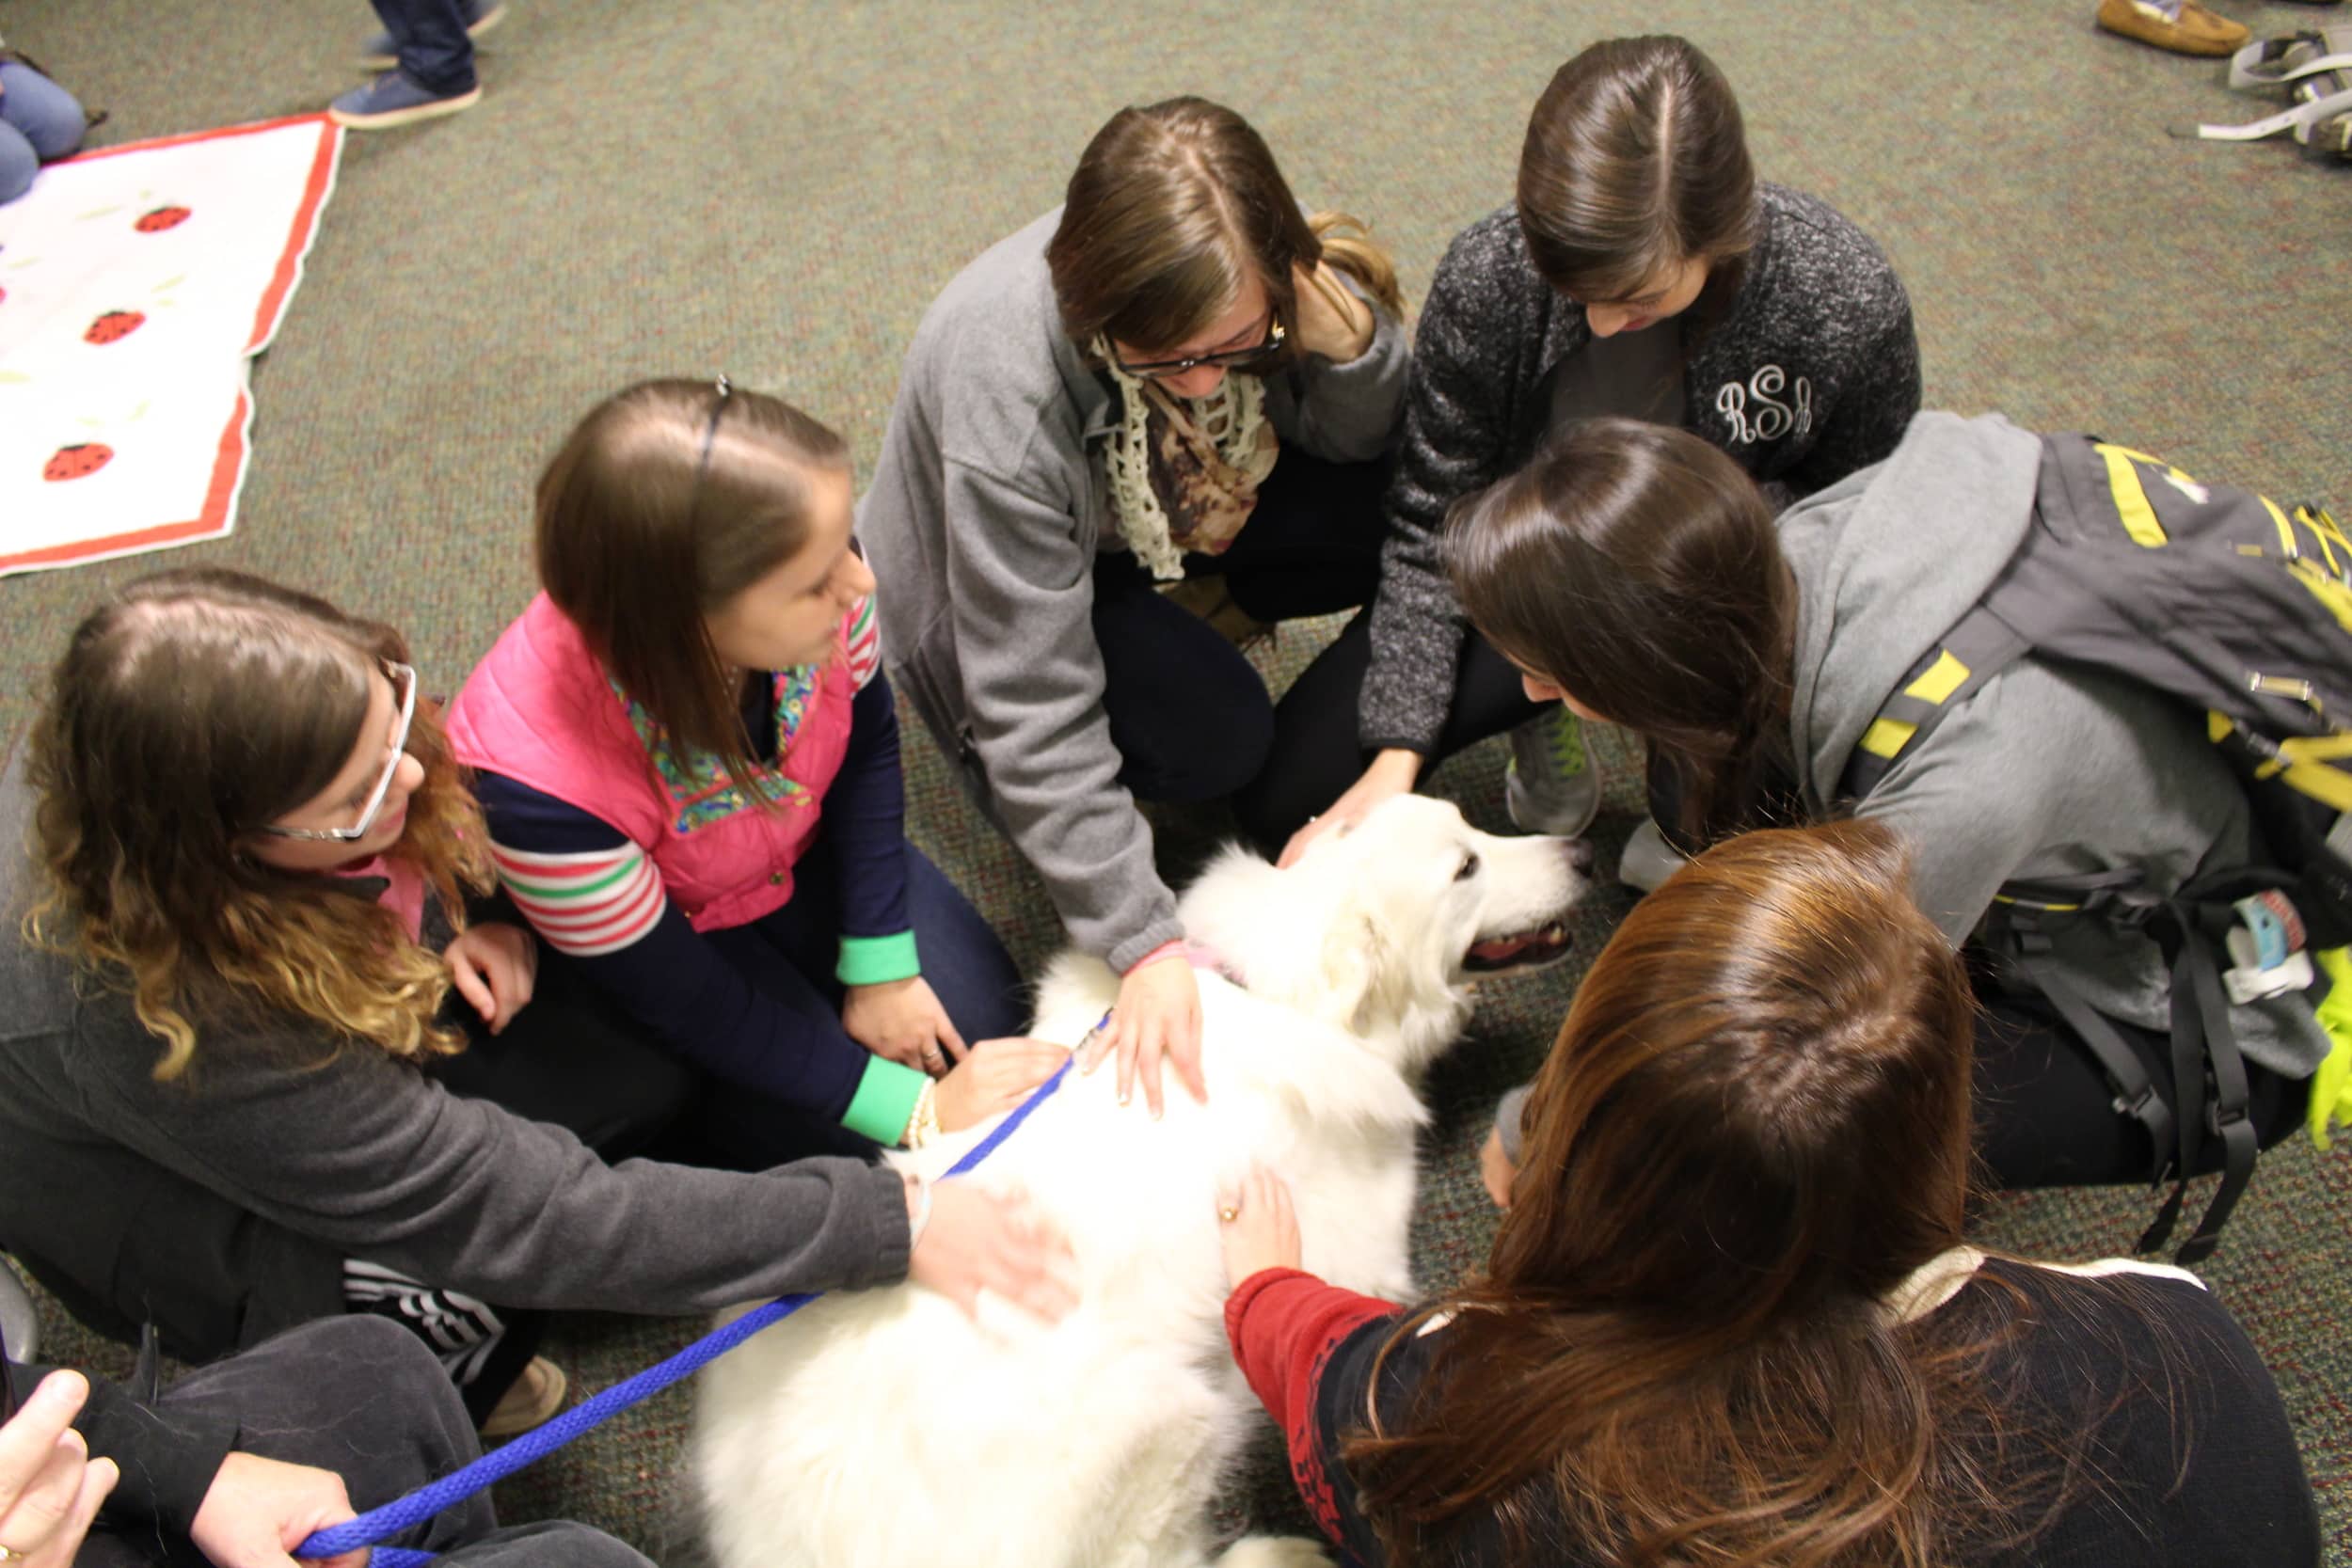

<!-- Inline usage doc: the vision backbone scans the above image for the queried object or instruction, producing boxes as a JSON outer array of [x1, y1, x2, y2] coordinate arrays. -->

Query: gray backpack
[[1842, 433, 2351, 1262]]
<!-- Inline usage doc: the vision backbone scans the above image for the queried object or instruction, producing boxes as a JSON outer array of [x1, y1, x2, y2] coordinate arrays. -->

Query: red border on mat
[[1, 115, 343, 576]]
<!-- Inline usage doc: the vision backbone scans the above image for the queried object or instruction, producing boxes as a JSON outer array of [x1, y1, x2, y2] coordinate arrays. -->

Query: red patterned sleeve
[[1224, 1268, 1405, 1543]]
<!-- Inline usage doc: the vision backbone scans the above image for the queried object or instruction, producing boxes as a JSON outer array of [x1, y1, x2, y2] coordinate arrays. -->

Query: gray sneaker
[[1504, 708, 1600, 837], [1617, 816, 1689, 894]]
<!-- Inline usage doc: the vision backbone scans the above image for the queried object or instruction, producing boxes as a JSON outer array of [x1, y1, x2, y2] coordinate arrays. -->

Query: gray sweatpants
[[75, 1316, 649, 1568]]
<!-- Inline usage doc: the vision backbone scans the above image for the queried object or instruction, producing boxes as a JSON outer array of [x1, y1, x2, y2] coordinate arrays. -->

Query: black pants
[[1091, 451, 1390, 807], [1972, 978, 2309, 1190], [1229, 607, 1544, 853], [1637, 766, 2312, 1193], [76, 1316, 649, 1567]]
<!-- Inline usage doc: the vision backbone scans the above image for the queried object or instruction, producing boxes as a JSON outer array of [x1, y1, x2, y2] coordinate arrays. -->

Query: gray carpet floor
[[5, 1, 2348, 1561]]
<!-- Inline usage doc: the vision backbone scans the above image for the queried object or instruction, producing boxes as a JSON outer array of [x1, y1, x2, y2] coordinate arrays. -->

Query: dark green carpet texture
[[6, 1, 2348, 1561]]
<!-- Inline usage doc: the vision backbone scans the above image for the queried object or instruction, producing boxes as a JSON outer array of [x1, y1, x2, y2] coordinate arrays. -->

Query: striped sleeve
[[489, 841, 669, 957], [844, 594, 882, 691]]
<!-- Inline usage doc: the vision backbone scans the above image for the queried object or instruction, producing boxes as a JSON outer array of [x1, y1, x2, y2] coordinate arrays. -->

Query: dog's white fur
[[692, 796, 1584, 1568]]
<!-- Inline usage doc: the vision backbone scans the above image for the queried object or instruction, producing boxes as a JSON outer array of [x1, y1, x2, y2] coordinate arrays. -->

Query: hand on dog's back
[[909, 1181, 1080, 1325]]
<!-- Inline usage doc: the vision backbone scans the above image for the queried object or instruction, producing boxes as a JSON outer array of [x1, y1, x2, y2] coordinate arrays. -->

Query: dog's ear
[[1316, 883, 1454, 1041]]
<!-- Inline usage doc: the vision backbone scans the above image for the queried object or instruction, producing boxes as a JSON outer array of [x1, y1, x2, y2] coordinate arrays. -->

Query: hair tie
[[697, 374, 734, 479]]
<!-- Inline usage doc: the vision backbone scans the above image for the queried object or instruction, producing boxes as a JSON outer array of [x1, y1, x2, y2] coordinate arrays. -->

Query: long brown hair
[[1346, 820, 2033, 1567], [24, 568, 490, 1076], [1446, 417, 1795, 846], [1045, 96, 1403, 357], [1518, 36, 1757, 325], [534, 378, 850, 803]]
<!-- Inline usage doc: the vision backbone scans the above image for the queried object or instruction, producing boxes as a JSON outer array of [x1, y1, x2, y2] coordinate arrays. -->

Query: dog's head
[[1180, 796, 1589, 1070]]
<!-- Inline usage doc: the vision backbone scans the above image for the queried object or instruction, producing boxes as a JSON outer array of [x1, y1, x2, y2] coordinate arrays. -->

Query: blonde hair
[[25, 568, 493, 1078]]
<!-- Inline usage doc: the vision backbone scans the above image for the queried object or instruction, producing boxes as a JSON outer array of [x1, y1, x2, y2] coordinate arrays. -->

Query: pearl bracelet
[[902, 1079, 941, 1149]]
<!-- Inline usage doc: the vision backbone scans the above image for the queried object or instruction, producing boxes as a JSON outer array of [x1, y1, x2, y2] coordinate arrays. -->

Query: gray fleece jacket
[[1499, 412, 2325, 1163], [1783, 411, 2328, 1078], [0, 751, 910, 1354], [1364, 186, 1919, 753], [860, 207, 1410, 971]]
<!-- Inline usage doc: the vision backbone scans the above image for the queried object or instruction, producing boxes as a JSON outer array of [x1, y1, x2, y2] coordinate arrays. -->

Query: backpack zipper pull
[[2247, 673, 2330, 721]]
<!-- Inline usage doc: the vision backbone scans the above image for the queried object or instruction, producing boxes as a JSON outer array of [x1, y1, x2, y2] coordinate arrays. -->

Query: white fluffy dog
[[692, 795, 1586, 1568]]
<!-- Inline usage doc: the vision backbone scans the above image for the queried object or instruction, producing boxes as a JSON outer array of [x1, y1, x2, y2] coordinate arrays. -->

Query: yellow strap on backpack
[[2308, 947, 2352, 1149]]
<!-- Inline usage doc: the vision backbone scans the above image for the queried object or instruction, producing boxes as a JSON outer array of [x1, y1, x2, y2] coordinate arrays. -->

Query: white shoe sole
[[330, 85, 484, 130]]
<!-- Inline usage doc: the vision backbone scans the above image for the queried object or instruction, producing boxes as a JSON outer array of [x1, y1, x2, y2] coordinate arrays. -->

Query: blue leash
[[297, 1051, 1081, 1564]]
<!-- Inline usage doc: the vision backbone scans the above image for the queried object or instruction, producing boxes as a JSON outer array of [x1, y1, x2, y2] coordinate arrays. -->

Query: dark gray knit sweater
[[1360, 184, 1920, 752]]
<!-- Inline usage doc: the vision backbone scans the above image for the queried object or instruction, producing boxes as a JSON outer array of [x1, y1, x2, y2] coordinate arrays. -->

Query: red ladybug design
[[43, 443, 115, 482], [85, 310, 147, 345], [135, 206, 192, 233]]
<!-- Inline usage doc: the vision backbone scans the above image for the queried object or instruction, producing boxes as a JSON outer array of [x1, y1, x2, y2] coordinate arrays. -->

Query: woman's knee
[[0, 64, 87, 163], [0, 123, 37, 205]]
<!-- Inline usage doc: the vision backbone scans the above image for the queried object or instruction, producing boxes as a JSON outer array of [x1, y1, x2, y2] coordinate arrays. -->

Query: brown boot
[[2095, 0, 2251, 55], [1160, 577, 1276, 652], [478, 1355, 568, 1439]]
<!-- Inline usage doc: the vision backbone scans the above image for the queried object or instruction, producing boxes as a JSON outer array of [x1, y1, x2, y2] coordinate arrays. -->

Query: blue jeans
[[368, 0, 479, 94], [0, 60, 87, 205]]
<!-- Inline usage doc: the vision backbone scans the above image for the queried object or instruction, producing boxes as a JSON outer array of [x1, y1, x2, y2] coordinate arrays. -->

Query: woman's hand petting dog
[[1217, 1165, 1303, 1288], [1279, 747, 1422, 867], [1087, 953, 1207, 1118], [936, 1037, 1071, 1132], [1480, 1126, 1518, 1210], [441, 920, 538, 1036], [909, 1181, 1079, 1324], [843, 975, 967, 1076]]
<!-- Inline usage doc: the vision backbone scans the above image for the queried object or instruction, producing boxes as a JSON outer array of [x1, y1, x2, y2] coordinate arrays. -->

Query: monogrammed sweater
[[1359, 185, 1919, 752]]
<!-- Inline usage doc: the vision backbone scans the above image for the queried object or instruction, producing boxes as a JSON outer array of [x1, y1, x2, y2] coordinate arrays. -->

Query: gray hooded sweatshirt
[[1780, 410, 2327, 1079], [859, 208, 1409, 973], [1500, 412, 2325, 1163]]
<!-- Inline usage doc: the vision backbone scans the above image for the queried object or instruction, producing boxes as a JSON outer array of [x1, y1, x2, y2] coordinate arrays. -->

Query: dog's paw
[[1213, 1537, 1332, 1568]]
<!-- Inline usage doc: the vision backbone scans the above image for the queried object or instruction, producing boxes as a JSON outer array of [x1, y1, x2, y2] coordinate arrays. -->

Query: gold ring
[[1218, 1206, 1239, 1223], [0, 1544, 24, 1562]]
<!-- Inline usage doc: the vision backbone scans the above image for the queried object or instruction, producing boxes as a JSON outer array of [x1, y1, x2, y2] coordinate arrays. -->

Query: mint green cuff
[[841, 1055, 928, 1146], [836, 929, 921, 987]]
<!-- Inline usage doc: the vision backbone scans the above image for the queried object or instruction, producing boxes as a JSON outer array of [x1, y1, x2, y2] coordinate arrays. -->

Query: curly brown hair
[[24, 568, 492, 1077]]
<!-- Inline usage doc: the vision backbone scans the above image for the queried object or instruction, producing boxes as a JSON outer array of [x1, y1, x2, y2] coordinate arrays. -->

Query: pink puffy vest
[[445, 594, 855, 932]]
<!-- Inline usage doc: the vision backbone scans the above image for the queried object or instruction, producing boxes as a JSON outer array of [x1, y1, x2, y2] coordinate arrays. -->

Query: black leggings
[[1230, 609, 1543, 853], [1090, 450, 1388, 806]]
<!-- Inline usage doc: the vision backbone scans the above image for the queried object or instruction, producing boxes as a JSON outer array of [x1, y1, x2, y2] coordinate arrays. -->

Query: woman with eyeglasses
[[1263, 35, 1919, 876], [1218, 820, 2318, 1568], [447, 380, 1065, 1172], [859, 97, 1409, 1117], [0, 567, 1077, 1435]]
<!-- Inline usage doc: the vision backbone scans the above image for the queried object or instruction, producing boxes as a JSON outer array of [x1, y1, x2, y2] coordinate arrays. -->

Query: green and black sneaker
[[1503, 707, 1599, 838]]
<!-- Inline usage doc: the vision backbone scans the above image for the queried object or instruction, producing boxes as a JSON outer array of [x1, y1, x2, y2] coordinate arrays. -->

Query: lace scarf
[[1095, 338, 1280, 581]]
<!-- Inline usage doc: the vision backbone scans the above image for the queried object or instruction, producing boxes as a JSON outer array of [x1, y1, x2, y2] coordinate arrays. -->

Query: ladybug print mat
[[0, 114, 342, 575]]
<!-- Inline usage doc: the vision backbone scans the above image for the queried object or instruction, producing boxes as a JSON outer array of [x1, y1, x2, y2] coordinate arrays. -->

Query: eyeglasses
[[1111, 320, 1286, 382], [260, 661, 419, 842]]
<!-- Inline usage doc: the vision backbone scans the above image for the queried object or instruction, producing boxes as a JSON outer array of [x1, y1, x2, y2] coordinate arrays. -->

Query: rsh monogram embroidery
[[1715, 366, 1814, 444]]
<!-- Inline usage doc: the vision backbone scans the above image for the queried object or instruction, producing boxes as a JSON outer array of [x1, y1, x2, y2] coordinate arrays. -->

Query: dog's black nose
[[1565, 837, 1597, 876]]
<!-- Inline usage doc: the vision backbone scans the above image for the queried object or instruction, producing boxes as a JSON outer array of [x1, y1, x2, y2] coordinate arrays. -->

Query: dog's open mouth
[[1463, 922, 1572, 974]]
